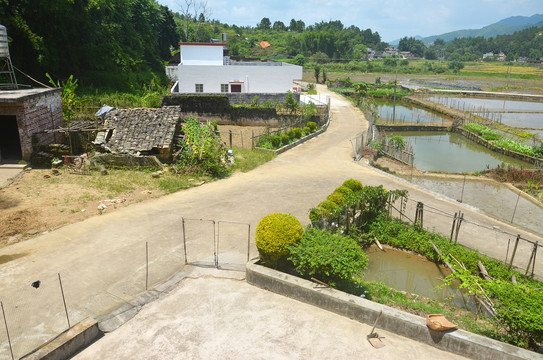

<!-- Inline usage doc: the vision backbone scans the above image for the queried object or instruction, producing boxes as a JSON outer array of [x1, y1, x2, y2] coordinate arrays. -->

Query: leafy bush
[[389, 135, 406, 150], [306, 121, 318, 132], [287, 129, 295, 139], [177, 118, 229, 177], [333, 185, 354, 198], [255, 213, 304, 268], [280, 134, 290, 146], [327, 192, 347, 205], [342, 179, 363, 192], [289, 228, 368, 287], [292, 128, 303, 139], [270, 135, 281, 148]]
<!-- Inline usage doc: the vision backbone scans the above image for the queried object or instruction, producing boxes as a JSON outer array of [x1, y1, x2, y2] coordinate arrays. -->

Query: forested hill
[[414, 14, 543, 45], [1, 0, 179, 90], [0, 1, 541, 91], [0, 1, 386, 90]]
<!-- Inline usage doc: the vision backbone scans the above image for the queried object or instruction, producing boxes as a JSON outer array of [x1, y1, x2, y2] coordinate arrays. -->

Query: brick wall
[[0, 89, 63, 160]]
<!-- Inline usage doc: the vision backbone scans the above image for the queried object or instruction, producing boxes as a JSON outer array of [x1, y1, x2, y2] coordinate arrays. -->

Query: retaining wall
[[246, 261, 541, 360]]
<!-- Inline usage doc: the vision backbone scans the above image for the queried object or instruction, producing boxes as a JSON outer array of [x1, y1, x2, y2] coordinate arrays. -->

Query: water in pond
[[373, 100, 453, 124], [478, 112, 543, 130], [425, 96, 543, 113], [404, 176, 543, 236], [364, 245, 478, 312], [387, 131, 533, 172]]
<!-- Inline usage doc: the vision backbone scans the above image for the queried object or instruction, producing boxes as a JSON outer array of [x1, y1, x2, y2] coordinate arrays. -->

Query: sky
[[157, 0, 542, 42]]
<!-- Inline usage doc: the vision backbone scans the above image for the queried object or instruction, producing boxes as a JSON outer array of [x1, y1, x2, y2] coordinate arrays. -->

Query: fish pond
[[364, 245, 478, 312], [386, 131, 533, 172]]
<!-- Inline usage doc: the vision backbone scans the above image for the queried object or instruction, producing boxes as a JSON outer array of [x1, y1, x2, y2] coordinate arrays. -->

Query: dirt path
[[0, 85, 541, 358]]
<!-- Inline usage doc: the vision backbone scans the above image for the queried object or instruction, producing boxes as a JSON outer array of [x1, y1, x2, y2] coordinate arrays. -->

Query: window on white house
[[220, 84, 229, 93], [195, 84, 203, 93]]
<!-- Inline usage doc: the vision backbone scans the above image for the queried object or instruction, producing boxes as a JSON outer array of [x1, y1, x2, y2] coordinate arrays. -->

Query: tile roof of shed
[[99, 107, 181, 155]]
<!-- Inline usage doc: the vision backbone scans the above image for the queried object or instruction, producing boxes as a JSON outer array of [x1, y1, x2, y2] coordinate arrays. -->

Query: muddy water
[[364, 246, 477, 311], [387, 131, 533, 172], [404, 176, 543, 236]]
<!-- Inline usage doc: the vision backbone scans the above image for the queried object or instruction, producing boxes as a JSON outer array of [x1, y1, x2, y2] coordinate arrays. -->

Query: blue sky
[[157, 0, 542, 42]]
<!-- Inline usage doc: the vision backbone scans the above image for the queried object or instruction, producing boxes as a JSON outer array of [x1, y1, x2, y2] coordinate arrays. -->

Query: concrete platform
[[0, 164, 26, 188], [73, 270, 469, 360]]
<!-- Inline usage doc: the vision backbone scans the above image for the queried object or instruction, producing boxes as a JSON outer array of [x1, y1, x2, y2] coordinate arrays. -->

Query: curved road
[[0, 85, 541, 357]]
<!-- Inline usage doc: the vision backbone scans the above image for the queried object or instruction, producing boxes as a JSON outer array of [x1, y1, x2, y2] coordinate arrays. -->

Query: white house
[[169, 42, 302, 94]]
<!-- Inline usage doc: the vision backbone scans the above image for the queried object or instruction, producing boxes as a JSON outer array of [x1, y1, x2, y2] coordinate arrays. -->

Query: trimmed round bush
[[306, 121, 318, 132], [270, 135, 281, 148], [342, 179, 363, 192], [327, 192, 347, 205], [255, 213, 304, 268], [334, 186, 353, 198], [303, 126, 311, 134], [292, 128, 302, 139], [280, 134, 290, 146], [287, 129, 295, 139]]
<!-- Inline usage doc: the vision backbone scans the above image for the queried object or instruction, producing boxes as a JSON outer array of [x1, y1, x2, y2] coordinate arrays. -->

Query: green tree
[[293, 54, 306, 66], [314, 64, 321, 83], [257, 17, 271, 30], [272, 21, 286, 31], [448, 60, 465, 73]]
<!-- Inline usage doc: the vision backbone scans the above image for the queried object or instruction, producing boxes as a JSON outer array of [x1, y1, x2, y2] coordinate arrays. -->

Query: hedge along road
[[0, 85, 541, 357]]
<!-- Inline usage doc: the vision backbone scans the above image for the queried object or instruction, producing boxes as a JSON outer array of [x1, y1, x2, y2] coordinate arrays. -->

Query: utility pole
[[392, 60, 398, 123]]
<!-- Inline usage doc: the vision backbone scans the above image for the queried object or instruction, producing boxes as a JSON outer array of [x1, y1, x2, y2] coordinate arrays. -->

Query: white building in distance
[[169, 42, 302, 94]]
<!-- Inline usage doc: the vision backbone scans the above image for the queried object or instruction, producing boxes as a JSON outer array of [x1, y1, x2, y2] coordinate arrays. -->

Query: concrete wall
[[0, 88, 63, 161], [176, 63, 302, 93], [246, 261, 541, 360]]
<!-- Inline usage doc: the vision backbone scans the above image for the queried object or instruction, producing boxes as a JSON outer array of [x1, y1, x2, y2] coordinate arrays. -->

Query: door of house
[[0, 115, 22, 162], [230, 84, 242, 93]]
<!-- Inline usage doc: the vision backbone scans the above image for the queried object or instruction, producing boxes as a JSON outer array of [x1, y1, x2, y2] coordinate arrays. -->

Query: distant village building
[[482, 52, 506, 61], [168, 40, 302, 94]]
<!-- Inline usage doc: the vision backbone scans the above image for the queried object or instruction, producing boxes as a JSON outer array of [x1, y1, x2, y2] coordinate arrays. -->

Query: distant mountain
[[389, 14, 543, 45]]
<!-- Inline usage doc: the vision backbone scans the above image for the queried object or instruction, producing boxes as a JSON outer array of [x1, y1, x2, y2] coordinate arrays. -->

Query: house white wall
[[180, 44, 224, 65], [176, 63, 302, 93]]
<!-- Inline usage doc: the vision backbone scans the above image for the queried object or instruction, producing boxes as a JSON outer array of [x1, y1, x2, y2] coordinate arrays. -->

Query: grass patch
[[230, 148, 277, 173]]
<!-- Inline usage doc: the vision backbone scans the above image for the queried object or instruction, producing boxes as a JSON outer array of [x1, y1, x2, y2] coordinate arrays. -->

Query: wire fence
[[0, 217, 252, 360], [388, 196, 541, 278], [428, 95, 543, 147]]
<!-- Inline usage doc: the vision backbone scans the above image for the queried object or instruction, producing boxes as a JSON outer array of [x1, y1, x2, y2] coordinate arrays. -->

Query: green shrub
[[333, 185, 354, 198], [289, 228, 368, 287], [292, 127, 303, 139], [255, 213, 304, 268], [270, 135, 281, 148], [327, 192, 347, 205], [342, 179, 363, 192], [280, 134, 290, 146], [287, 129, 295, 139], [306, 121, 318, 132]]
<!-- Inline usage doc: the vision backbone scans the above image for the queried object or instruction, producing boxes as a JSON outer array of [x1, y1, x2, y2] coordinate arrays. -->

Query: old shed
[[0, 88, 63, 162], [94, 107, 181, 162]]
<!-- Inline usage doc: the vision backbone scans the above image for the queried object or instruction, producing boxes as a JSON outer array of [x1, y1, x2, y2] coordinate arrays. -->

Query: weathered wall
[[165, 92, 300, 105], [0, 88, 63, 161]]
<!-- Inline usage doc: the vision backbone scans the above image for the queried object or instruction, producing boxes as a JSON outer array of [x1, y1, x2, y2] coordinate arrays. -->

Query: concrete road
[[73, 271, 469, 360], [0, 85, 540, 358]]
